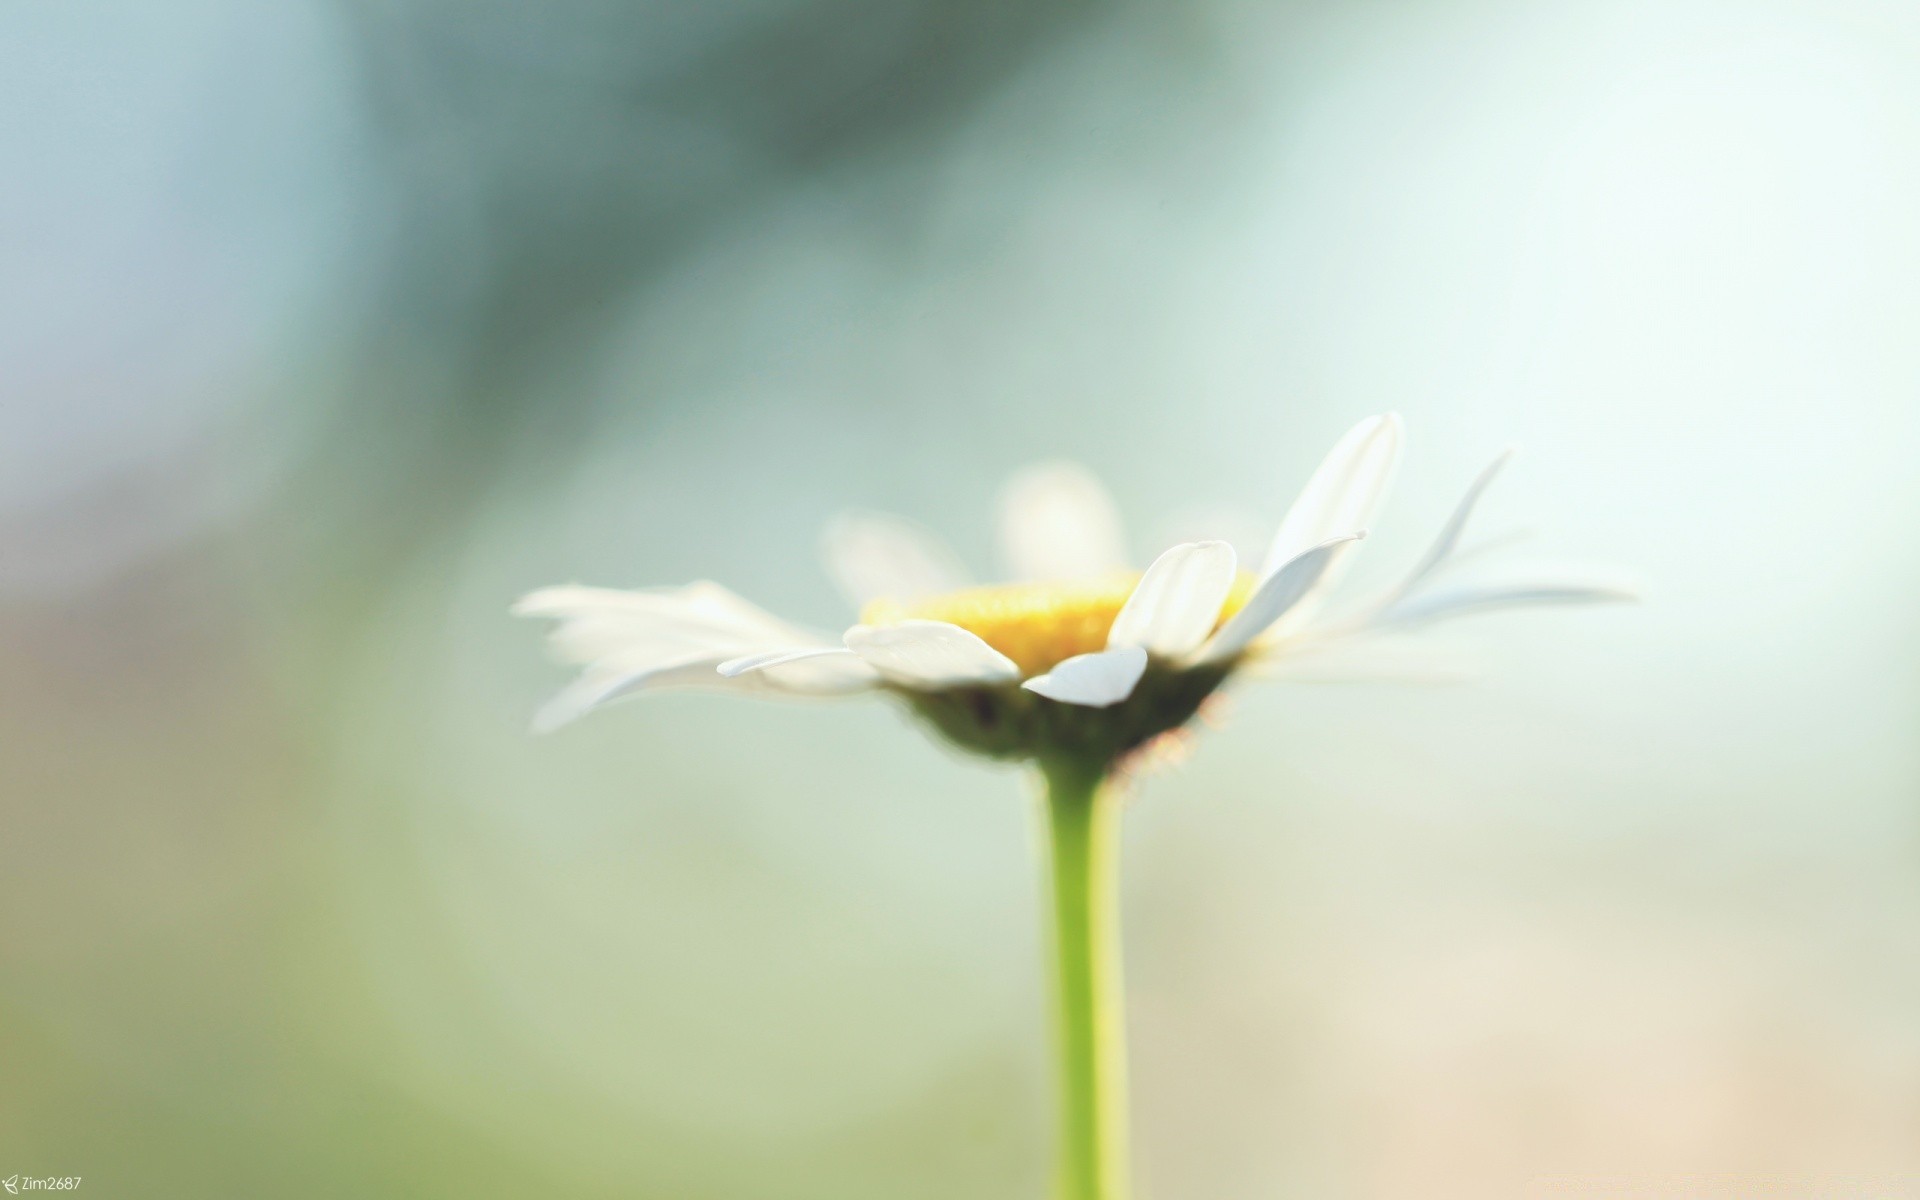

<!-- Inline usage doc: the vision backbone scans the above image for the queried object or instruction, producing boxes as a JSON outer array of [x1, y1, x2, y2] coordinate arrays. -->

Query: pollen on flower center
[[862, 573, 1257, 677]]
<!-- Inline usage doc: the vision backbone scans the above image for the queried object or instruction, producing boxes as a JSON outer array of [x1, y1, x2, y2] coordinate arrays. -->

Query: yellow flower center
[[861, 573, 1257, 677]]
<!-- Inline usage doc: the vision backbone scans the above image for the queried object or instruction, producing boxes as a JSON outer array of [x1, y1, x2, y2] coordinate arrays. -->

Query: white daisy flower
[[515, 413, 1632, 764], [517, 412, 1633, 1200]]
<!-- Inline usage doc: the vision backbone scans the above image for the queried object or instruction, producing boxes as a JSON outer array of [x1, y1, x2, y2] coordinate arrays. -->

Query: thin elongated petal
[[515, 581, 798, 636], [755, 652, 881, 694], [1199, 533, 1364, 663], [1106, 541, 1237, 658], [545, 614, 759, 667], [718, 646, 862, 677], [821, 511, 970, 608], [1377, 581, 1637, 627], [1262, 413, 1403, 577], [999, 461, 1129, 581], [515, 581, 815, 665], [1374, 448, 1515, 608], [1022, 646, 1148, 708], [844, 620, 1021, 688], [533, 656, 737, 733], [520, 580, 872, 730], [534, 645, 881, 732]]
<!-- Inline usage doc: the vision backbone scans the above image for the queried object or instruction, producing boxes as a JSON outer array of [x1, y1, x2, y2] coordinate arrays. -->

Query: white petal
[[820, 511, 969, 608], [515, 581, 793, 634], [843, 620, 1021, 688], [755, 652, 881, 694], [545, 616, 740, 667], [519, 581, 872, 729], [1262, 413, 1403, 577], [532, 656, 738, 733], [513, 584, 626, 619], [1377, 581, 1637, 627], [705, 647, 877, 693], [718, 646, 861, 677], [1106, 541, 1237, 658], [534, 645, 880, 732], [1199, 533, 1364, 663], [999, 461, 1129, 581], [515, 581, 815, 665], [1021, 646, 1148, 708], [1374, 448, 1515, 609]]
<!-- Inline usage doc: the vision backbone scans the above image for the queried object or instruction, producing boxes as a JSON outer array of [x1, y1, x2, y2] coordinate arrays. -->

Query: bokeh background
[[5, 0, 1919, 1196]]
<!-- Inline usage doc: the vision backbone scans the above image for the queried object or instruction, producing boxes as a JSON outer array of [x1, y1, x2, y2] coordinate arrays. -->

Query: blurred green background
[[4, 0, 1918, 1196]]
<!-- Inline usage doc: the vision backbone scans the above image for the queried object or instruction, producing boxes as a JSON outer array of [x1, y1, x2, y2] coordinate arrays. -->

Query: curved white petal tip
[[1381, 581, 1639, 626], [512, 586, 584, 617], [1022, 645, 1148, 708], [1263, 412, 1402, 577], [1376, 446, 1519, 608], [1199, 531, 1365, 663], [844, 619, 1021, 688], [1107, 540, 1237, 658], [530, 657, 728, 733]]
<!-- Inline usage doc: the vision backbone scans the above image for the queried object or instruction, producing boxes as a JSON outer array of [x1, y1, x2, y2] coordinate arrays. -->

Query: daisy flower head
[[516, 414, 1630, 772]]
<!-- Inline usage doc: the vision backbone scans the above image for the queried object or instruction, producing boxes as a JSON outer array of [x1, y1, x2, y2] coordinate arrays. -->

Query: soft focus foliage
[[3, 0, 1918, 1196]]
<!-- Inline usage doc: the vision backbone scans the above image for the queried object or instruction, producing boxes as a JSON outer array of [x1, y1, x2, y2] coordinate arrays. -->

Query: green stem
[[1039, 758, 1130, 1200]]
